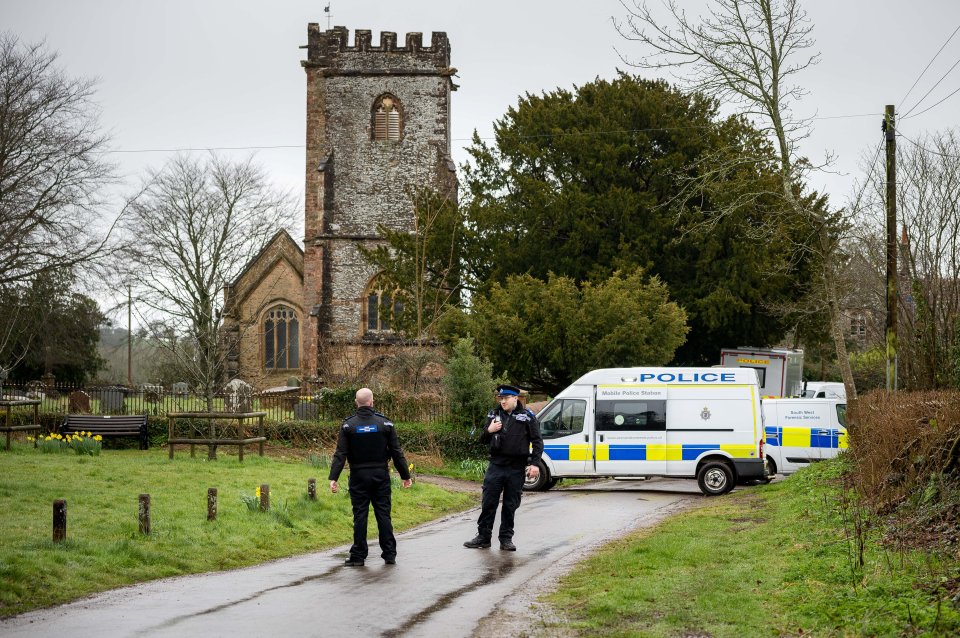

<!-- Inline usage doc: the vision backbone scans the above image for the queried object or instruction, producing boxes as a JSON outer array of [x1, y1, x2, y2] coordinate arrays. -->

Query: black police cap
[[496, 384, 521, 397]]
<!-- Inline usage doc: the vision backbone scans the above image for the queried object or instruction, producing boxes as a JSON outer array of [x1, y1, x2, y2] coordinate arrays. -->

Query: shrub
[[442, 337, 497, 428]]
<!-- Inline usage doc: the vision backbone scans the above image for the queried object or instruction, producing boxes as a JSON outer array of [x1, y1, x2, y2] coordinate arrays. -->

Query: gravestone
[[172, 382, 189, 397], [68, 390, 91, 413], [25, 380, 45, 401], [223, 378, 253, 413], [293, 401, 318, 421], [260, 385, 298, 410], [100, 387, 125, 414], [286, 376, 300, 387], [140, 383, 163, 403]]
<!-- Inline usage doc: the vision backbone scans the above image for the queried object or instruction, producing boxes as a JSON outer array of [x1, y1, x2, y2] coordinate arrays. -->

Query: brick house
[[222, 25, 458, 389]]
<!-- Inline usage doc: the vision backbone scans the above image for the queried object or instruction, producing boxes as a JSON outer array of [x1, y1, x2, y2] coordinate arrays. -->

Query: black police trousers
[[348, 467, 395, 561], [477, 462, 525, 541]]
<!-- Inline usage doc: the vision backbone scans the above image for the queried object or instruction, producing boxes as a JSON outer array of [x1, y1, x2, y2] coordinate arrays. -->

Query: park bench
[[61, 414, 149, 450]]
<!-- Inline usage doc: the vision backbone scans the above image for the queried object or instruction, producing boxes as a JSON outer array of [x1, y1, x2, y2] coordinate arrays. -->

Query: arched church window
[[364, 278, 403, 333], [264, 305, 300, 369], [372, 94, 402, 141]]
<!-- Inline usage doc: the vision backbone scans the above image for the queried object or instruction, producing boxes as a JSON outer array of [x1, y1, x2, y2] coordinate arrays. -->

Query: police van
[[761, 398, 847, 476], [525, 367, 765, 496]]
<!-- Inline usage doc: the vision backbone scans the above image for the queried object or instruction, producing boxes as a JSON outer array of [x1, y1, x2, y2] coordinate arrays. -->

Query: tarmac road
[[0, 478, 702, 638]]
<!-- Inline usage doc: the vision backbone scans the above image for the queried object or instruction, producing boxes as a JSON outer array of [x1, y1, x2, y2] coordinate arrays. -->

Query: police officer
[[464, 384, 544, 552], [329, 388, 412, 567]]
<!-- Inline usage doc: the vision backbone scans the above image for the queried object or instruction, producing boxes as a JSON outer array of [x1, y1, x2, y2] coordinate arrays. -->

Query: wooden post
[[138, 494, 151, 535], [308, 478, 316, 500], [238, 418, 244, 463], [259, 484, 270, 511], [885, 104, 898, 391], [207, 487, 217, 521], [168, 415, 175, 459], [53, 499, 66, 543], [258, 414, 265, 456]]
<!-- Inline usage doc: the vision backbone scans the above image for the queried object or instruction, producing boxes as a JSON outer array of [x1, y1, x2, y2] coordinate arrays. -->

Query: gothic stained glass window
[[264, 305, 300, 370]]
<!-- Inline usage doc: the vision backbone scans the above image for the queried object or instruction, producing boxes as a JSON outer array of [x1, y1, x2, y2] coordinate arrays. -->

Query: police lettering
[[635, 372, 737, 383]]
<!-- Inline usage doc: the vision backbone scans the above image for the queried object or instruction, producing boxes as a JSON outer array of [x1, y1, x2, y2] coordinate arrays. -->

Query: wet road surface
[[1, 478, 701, 637]]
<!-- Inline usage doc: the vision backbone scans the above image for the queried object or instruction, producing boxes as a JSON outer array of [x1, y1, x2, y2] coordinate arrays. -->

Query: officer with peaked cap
[[464, 383, 544, 551], [329, 387, 412, 566]]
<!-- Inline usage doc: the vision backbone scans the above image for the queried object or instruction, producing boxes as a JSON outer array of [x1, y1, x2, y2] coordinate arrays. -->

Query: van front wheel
[[697, 461, 734, 496], [523, 460, 552, 491]]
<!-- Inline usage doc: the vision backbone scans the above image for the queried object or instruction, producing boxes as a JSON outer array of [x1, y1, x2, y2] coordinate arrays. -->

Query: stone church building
[[222, 24, 458, 389]]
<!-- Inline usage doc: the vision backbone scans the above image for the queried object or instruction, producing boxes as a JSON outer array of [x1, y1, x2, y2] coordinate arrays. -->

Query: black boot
[[463, 535, 491, 549]]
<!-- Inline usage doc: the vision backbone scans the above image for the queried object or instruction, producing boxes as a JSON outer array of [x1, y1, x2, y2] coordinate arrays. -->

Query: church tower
[[300, 25, 458, 380]]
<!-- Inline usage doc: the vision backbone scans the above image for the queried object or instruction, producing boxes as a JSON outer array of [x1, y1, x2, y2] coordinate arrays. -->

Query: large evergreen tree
[[461, 75, 816, 364]]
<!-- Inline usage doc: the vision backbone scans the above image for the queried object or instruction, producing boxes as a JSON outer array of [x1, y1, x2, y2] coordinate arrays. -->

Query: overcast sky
[[4, 0, 960, 226]]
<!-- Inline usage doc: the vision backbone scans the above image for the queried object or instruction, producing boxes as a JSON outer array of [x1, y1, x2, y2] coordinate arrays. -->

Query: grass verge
[[547, 459, 960, 637], [0, 445, 475, 617]]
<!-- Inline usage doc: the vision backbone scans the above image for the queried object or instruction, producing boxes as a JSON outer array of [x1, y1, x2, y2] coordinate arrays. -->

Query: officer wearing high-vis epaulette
[[464, 384, 544, 552], [329, 388, 412, 567]]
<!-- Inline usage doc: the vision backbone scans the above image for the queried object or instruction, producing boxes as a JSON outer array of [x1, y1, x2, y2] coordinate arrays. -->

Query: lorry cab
[[761, 398, 847, 476], [526, 367, 765, 496]]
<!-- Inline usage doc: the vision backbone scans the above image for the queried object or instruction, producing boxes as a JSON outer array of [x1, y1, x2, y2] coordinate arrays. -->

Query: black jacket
[[479, 402, 544, 468], [328, 406, 411, 481]]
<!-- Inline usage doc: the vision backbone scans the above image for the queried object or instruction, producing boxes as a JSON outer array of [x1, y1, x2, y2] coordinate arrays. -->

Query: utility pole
[[884, 105, 897, 391], [127, 284, 133, 387]]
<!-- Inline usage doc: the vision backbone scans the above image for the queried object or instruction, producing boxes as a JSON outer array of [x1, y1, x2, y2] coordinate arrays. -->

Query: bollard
[[307, 478, 316, 500], [138, 494, 151, 535], [259, 484, 270, 511], [207, 487, 218, 521], [53, 499, 66, 543]]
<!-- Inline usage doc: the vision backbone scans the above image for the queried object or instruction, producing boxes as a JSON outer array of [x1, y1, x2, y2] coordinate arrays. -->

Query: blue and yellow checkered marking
[[765, 426, 847, 449], [544, 443, 756, 461]]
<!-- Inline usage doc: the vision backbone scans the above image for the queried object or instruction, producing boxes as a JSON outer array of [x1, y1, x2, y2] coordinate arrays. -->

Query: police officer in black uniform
[[329, 388, 412, 567], [464, 384, 544, 552]]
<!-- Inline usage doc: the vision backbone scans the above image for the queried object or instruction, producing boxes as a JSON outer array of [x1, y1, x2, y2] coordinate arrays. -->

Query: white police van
[[525, 367, 765, 496], [761, 398, 847, 476]]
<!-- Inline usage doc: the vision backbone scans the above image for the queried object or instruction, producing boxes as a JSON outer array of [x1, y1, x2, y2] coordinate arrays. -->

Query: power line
[[898, 23, 960, 109], [897, 131, 960, 160], [98, 112, 883, 155], [902, 83, 960, 120], [901, 54, 960, 118]]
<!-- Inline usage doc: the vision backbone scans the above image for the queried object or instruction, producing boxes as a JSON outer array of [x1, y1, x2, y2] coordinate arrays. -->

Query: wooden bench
[[61, 414, 149, 450], [1, 399, 42, 450], [167, 411, 266, 461]]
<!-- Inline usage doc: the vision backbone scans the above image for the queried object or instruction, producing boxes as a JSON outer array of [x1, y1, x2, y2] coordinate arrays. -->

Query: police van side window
[[836, 403, 847, 427], [539, 400, 586, 439], [596, 400, 666, 431]]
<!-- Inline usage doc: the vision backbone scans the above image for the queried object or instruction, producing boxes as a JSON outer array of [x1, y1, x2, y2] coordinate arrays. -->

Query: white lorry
[[719, 347, 804, 398], [525, 367, 765, 496], [760, 398, 847, 476]]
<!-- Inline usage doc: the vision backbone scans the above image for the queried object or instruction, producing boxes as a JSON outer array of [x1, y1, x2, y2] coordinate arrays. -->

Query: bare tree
[[852, 130, 960, 389], [120, 154, 296, 408], [0, 33, 116, 375], [616, 0, 860, 398]]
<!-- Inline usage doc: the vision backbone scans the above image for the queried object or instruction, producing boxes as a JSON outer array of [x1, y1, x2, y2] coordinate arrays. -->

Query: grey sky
[[3, 0, 960, 218]]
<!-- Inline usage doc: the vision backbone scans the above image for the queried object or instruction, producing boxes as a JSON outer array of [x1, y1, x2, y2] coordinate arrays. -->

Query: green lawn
[[0, 444, 475, 617], [547, 460, 960, 637]]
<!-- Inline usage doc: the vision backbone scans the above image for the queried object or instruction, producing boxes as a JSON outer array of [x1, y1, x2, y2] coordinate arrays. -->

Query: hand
[[402, 479, 413, 489], [330, 480, 338, 494], [488, 418, 502, 433], [526, 465, 540, 479]]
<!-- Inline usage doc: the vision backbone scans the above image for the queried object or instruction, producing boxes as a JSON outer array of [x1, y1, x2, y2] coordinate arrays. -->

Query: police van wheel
[[523, 460, 551, 491], [697, 461, 734, 496], [765, 456, 777, 478]]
